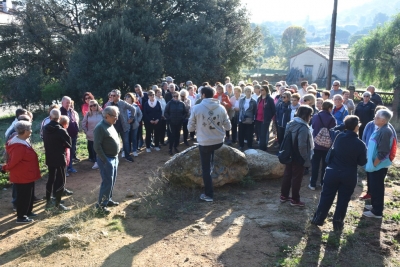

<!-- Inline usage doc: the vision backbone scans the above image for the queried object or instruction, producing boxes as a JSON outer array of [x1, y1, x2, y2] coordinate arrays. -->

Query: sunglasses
[[148, 94, 154, 97], [110, 94, 116, 97], [333, 84, 339, 86], [363, 95, 370, 98], [90, 104, 97, 107], [85, 97, 91, 100]]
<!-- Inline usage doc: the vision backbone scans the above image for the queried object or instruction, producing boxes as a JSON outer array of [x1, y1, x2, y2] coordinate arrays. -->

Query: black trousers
[[144, 121, 161, 148], [169, 123, 182, 149], [160, 119, 167, 144], [238, 122, 254, 148], [231, 117, 238, 142], [87, 140, 96, 161], [46, 166, 66, 203], [199, 143, 223, 198], [15, 182, 35, 219], [182, 120, 189, 141]]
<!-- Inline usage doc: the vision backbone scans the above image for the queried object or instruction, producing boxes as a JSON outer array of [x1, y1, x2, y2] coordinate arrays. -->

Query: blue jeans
[[97, 156, 118, 207], [312, 168, 357, 228], [370, 168, 388, 216], [258, 120, 271, 151], [69, 136, 77, 168], [198, 143, 223, 198], [129, 126, 139, 153], [118, 130, 130, 157]]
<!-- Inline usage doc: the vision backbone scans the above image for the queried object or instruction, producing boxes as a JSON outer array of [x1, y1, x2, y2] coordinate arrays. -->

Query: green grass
[[390, 213, 400, 223], [107, 218, 125, 232]]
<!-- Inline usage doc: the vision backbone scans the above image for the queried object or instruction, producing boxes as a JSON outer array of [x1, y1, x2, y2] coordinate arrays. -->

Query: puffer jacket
[[164, 99, 187, 125], [2, 137, 41, 184], [285, 117, 313, 167]]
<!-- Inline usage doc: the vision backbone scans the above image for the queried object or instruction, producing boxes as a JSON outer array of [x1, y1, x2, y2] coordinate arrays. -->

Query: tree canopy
[[350, 13, 400, 89], [280, 26, 307, 58], [0, 0, 261, 106]]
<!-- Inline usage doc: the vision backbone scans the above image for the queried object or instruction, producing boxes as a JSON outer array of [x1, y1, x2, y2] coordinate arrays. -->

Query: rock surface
[[163, 145, 248, 187], [244, 149, 285, 180]]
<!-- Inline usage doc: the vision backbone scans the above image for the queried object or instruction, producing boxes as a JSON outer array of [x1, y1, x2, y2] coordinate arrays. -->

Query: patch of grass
[[387, 167, 400, 181], [107, 219, 125, 232], [275, 244, 302, 267], [239, 175, 256, 188], [385, 201, 400, 209], [390, 212, 400, 223]]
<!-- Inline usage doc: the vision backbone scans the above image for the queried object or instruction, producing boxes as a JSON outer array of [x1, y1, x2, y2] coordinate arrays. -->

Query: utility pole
[[327, 0, 338, 90]]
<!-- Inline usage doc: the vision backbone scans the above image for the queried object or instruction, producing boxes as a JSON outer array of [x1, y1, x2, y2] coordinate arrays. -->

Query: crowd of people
[[1, 76, 396, 226]]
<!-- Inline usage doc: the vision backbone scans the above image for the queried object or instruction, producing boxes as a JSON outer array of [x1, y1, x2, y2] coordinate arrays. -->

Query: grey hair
[[333, 94, 343, 100], [102, 106, 119, 118], [151, 85, 158, 90], [367, 85, 376, 92], [50, 109, 61, 120], [111, 89, 121, 96], [180, 89, 188, 97], [254, 84, 261, 90], [59, 115, 70, 126], [290, 84, 298, 91], [376, 109, 393, 122], [333, 80, 341, 85], [244, 86, 253, 94], [363, 91, 371, 97], [14, 121, 32, 135], [62, 96, 71, 102], [168, 83, 176, 88]]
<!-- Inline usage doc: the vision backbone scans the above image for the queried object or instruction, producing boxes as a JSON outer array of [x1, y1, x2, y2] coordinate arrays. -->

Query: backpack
[[389, 137, 397, 162], [278, 125, 306, 165], [314, 114, 332, 148]]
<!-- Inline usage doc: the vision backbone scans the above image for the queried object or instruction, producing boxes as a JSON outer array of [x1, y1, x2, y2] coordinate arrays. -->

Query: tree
[[350, 14, 400, 89], [64, 18, 163, 103], [372, 13, 389, 27], [259, 25, 278, 58], [280, 26, 307, 58], [335, 29, 351, 44]]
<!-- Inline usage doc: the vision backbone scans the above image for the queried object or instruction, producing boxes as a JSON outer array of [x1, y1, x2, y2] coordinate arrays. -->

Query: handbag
[[242, 117, 253, 124]]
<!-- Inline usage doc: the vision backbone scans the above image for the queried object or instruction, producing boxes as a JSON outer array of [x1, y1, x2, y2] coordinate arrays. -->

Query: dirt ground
[[1, 136, 400, 267]]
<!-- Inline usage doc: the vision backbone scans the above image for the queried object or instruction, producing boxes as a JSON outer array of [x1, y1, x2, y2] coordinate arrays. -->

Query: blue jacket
[[275, 100, 291, 128], [362, 121, 397, 146], [331, 105, 348, 125], [365, 124, 393, 172], [328, 131, 367, 175]]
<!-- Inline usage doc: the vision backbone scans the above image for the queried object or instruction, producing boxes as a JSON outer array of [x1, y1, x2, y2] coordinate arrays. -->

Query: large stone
[[244, 149, 285, 180], [163, 145, 248, 187]]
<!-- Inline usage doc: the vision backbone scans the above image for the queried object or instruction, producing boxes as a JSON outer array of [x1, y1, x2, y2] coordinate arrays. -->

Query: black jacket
[[164, 100, 187, 125], [143, 101, 162, 124], [259, 95, 276, 123], [355, 101, 376, 126], [43, 120, 72, 167]]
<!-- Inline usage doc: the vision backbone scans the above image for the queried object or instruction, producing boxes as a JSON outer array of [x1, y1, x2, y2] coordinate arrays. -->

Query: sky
[[241, 0, 374, 23]]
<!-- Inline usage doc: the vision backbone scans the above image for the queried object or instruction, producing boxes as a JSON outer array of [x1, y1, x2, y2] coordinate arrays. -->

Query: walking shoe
[[308, 184, 316, 191], [66, 172, 70, 177], [96, 205, 111, 215], [106, 200, 120, 207], [280, 195, 292, 203], [290, 200, 305, 207], [124, 156, 134, 162], [72, 157, 81, 162], [13, 203, 17, 212], [16, 216, 34, 224], [92, 162, 99, 169], [51, 197, 64, 204], [359, 193, 371, 200], [169, 149, 173, 155], [200, 194, 213, 202], [174, 147, 179, 153], [33, 196, 42, 203], [146, 148, 151, 153], [63, 188, 74, 196], [133, 151, 138, 157], [365, 205, 373, 211], [363, 211, 382, 218], [121, 151, 125, 158], [154, 147, 161, 151], [67, 167, 78, 173], [57, 204, 71, 211], [45, 201, 54, 210], [27, 212, 38, 217]]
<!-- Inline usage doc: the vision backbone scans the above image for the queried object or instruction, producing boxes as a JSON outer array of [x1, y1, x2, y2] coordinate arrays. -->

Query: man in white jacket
[[188, 87, 232, 202]]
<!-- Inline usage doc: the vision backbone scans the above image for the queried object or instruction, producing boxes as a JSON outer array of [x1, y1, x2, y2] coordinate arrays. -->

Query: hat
[[165, 76, 174, 82], [186, 80, 193, 86], [261, 80, 269, 89]]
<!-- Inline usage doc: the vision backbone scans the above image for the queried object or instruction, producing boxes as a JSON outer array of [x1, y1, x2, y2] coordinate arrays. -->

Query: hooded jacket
[[285, 117, 313, 167], [2, 136, 41, 184], [188, 98, 231, 146], [43, 120, 72, 167]]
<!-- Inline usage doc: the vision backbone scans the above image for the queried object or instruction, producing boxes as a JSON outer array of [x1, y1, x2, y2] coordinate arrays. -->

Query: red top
[[82, 103, 89, 116], [3, 141, 41, 184], [213, 93, 232, 112], [256, 98, 265, 121]]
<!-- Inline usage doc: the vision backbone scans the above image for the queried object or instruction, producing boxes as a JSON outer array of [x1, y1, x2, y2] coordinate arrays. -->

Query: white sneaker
[[133, 151, 138, 157], [365, 205, 373, 211], [121, 151, 125, 157], [146, 148, 151, 153], [66, 172, 70, 177], [308, 184, 316, 191], [154, 147, 160, 151], [92, 162, 99, 169], [363, 211, 382, 218]]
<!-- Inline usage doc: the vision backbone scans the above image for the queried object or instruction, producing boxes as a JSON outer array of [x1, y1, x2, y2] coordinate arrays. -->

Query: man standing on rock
[[94, 106, 121, 214], [188, 87, 231, 202]]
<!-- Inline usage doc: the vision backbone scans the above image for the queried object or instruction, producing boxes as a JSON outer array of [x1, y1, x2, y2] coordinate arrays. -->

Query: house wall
[[290, 50, 355, 86], [290, 50, 327, 83]]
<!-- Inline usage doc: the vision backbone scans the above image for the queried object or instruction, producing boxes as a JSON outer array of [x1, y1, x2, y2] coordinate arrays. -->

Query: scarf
[[148, 99, 157, 108]]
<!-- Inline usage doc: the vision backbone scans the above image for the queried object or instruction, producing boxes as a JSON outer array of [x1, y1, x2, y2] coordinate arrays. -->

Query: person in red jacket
[[214, 83, 232, 143], [2, 121, 41, 223]]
